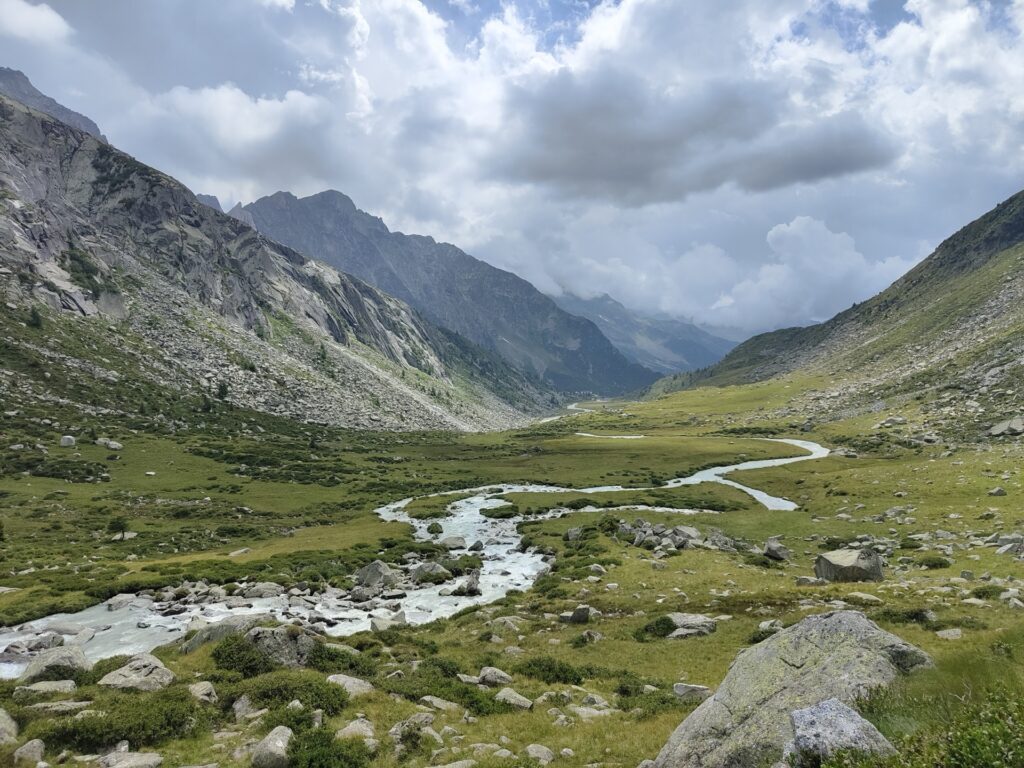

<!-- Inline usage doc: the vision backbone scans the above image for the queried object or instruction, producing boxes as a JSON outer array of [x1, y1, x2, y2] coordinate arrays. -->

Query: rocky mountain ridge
[[239, 190, 658, 395], [0, 68, 105, 141], [0, 94, 548, 431]]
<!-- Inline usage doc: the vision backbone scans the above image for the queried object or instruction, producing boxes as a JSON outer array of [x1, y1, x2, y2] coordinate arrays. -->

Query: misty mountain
[[551, 292, 734, 374], [239, 190, 658, 395]]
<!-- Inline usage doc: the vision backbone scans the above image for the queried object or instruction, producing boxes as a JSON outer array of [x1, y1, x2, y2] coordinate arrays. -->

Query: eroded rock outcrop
[[652, 611, 930, 768]]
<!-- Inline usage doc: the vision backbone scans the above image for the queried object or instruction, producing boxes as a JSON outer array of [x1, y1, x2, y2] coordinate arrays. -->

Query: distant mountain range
[[551, 292, 734, 375], [0, 67, 106, 141], [237, 191, 658, 395], [0, 91, 550, 431]]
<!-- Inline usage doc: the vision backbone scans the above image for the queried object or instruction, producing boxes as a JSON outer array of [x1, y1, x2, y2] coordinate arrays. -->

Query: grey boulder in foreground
[[651, 611, 930, 768]]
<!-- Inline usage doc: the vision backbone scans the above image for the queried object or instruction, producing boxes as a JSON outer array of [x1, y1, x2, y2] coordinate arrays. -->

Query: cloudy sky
[[2, 0, 1023, 336]]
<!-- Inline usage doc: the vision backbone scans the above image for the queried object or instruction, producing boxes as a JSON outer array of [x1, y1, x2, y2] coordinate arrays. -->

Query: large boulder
[[252, 725, 293, 768], [814, 549, 884, 582], [411, 562, 452, 584], [0, 707, 17, 745], [98, 654, 175, 691], [785, 698, 896, 766], [327, 673, 375, 697], [664, 613, 717, 638], [652, 611, 930, 768], [245, 626, 319, 667], [18, 645, 92, 684], [13, 739, 45, 766], [180, 614, 272, 654], [989, 417, 1024, 437], [354, 560, 400, 588]]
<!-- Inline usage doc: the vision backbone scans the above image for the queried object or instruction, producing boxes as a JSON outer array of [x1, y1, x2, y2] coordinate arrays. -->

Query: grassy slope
[[652, 188, 1024, 396]]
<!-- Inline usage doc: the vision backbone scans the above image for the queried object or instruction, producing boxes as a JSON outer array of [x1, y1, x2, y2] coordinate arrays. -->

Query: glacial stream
[[0, 437, 829, 678]]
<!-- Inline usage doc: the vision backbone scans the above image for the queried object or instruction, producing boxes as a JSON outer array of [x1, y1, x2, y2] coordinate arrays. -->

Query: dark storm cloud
[[488, 68, 896, 204]]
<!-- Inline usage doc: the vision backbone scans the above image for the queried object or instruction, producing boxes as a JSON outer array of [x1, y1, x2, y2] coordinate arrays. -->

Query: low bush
[[382, 657, 512, 715], [514, 656, 587, 685], [305, 643, 379, 678], [211, 634, 278, 677], [633, 615, 677, 641], [289, 727, 372, 768], [226, 670, 349, 715], [916, 555, 952, 570], [31, 687, 209, 751]]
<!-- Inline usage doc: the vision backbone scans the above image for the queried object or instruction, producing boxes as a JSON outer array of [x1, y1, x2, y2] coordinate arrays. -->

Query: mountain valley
[[1, 58, 1024, 768]]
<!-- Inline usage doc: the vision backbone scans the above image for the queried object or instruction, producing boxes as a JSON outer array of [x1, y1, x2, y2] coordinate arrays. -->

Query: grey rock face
[[189, 681, 218, 703], [244, 626, 319, 668], [411, 562, 452, 583], [354, 560, 400, 588], [180, 614, 272, 654], [652, 611, 930, 768], [252, 725, 293, 768], [478, 667, 513, 687], [526, 744, 555, 765], [664, 613, 717, 638], [453, 570, 482, 597], [13, 738, 45, 766], [989, 416, 1024, 436], [0, 707, 17, 744], [785, 698, 896, 766], [98, 653, 175, 691], [495, 687, 533, 710], [18, 646, 92, 684], [327, 674, 375, 697], [814, 549, 884, 582]]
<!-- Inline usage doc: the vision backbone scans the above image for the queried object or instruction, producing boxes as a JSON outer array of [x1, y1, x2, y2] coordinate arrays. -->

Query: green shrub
[[742, 552, 782, 569], [382, 657, 511, 715], [289, 727, 371, 768], [427, 522, 443, 535], [227, 670, 349, 715], [633, 615, 677, 641], [514, 656, 586, 685], [823, 688, 1024, 768], [917, 555, 952, 570], [305, 643, 379, 678], [31, 687, 209, 751], [212, 634, 278, 677], [970, 584, 1003, 600]]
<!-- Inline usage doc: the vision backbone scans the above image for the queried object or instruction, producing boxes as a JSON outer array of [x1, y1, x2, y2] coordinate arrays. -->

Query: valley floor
[[1, 373, 1023, 767]]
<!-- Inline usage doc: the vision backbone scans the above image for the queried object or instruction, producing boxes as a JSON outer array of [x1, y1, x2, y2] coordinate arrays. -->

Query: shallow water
[[0, 437, 828, 677]]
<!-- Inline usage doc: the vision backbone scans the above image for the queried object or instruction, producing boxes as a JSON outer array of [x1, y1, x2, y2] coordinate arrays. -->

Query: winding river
[[0, 437, 829, 677]]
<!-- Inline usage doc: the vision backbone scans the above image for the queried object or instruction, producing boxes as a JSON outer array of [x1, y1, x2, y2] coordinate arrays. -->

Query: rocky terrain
[[0, 94, 551, 431], [0, 68, 105, 141], [238, 191, 657, 395]]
